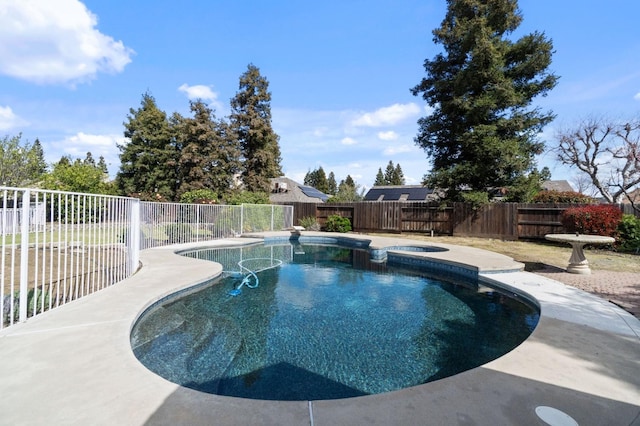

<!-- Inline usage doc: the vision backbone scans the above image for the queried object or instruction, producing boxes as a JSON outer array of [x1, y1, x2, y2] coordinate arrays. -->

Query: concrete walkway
[[0, 233, 638, 426]]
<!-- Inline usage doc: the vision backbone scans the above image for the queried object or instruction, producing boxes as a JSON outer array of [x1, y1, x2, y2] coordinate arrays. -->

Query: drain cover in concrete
[[535, 406, 578, 426]]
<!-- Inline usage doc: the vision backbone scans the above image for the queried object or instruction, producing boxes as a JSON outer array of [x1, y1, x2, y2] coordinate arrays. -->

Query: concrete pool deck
[[0, 233, 638, 425]]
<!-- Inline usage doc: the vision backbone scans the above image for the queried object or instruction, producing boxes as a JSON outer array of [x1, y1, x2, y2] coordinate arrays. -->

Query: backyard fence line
[[0, 186, 293, 329]]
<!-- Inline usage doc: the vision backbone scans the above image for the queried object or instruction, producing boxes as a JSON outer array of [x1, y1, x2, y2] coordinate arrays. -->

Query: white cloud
[[634, 92, 640, 101], [48, 132, 123, 175], [341, 137, 357, 145], [377, 131, 398, 141], [0, 106, 28, 130], [0, 0, 134, 85], [178, 84, 225, 112], [178, 84, 217, 102], [383, 144, 414, 155], [351, 103, 421, 127]]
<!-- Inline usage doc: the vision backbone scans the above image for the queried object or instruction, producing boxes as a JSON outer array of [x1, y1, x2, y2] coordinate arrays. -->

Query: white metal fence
[[0, 186, 293, 329]]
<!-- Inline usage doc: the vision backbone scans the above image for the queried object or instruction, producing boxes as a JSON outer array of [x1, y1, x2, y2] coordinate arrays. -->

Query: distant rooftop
[[541, 180, 574, 192], [269, 177, 328, 203], [364, 186, 437, 202]]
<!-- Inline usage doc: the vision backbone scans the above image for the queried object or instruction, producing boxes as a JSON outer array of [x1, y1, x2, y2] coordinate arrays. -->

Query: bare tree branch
[[553, 116, 640, 209]]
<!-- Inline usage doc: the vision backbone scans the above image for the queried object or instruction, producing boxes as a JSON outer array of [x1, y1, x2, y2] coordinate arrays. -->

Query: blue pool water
[[131, 243, 539, 401]]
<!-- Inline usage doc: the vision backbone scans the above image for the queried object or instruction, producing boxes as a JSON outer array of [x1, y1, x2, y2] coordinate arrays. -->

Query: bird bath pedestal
[[545, 234, 615, 275]]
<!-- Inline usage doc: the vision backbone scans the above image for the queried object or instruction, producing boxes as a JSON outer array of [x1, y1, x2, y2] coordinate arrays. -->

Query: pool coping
[[0, 232, 638, 425]]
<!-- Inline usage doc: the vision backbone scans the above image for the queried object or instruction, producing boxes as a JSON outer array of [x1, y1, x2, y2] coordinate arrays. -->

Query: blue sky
[[0, 0, 638, 191]]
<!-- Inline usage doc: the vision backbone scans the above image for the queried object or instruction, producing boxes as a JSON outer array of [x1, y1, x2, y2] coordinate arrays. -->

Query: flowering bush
[[561, 204, 623, 237], [532, 190, 595, 204]]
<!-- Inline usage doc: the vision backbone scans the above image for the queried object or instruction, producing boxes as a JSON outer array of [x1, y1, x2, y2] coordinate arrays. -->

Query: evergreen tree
[[97, 156, 108, 175], [303, 166, 329, 193], [411, 0, 557, 201], [374, 168, 385, 186], [330, 175, 363, 202], [230, 64, 282, 192], [344, 175, 356, 187], [29, 138, 47, 179], [84, 152, 96, 165], [393, 163, 405, 185], [384, 161, 396, 185], [303, 169, 314, 186], [117, 93, 178, 201], [174, 100, 240, 199], [327, 171, 337, 195]]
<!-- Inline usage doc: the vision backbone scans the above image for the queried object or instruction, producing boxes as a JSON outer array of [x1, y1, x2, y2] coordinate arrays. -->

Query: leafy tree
[[554, 116, 640, 210], [374, 168, 385, 186], [411, 0, 558, 201], [503, 166, 550, 202], [117, 93, 178, 201], [0, 134, 48, 186], [327, 171, 337, 195], [42, 156, 115, 194], [230, 64, 283, 192], [329, 175, 364, 202], [304, 166, 329, 193], [173, 100, 240, 199]]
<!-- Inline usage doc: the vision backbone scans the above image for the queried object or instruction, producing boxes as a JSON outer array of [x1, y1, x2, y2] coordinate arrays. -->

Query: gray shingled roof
[[541, 180, 574, 192], [269, 177, 328, 203]]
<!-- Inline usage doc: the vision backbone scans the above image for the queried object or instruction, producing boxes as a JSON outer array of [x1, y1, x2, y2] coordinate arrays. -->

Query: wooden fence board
[[280, 201, 637, 240]]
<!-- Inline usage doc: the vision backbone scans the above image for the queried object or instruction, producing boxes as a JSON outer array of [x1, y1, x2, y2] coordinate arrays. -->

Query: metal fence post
[[19, 189, 30, 322], [128, 199, 140, 274]]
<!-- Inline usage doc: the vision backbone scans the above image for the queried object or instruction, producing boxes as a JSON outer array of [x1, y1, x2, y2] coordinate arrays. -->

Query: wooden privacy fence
[[282, 201, 637, 240]]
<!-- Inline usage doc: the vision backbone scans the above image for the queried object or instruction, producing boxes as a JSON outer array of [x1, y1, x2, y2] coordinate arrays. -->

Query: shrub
[[298, 216, 320, 231], [224, 191, 270, 205], [617, 214, 640, 253], [561, 204, 623, 237], [325, 215, 351, 233], [533, 190, 595, 204], [179, 189, 218, 204]]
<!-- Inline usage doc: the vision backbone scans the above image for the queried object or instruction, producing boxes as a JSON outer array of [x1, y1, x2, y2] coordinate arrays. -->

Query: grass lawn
[[373, 233, 640, 274]]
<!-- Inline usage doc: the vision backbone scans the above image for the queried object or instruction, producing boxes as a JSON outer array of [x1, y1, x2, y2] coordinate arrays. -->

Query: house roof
[[269, 177, 328, 203], [541, 180, 574, 192], [364, 186, 436, 202]]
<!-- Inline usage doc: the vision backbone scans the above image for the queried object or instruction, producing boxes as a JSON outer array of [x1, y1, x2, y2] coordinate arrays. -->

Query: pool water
[[131, 243, 538, 401]]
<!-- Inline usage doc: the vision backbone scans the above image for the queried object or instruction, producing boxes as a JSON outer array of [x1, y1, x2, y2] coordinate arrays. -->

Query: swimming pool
[[131, 241, 539, 401]]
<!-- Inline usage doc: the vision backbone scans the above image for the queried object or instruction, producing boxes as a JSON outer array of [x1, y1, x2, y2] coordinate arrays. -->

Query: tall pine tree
[[411, 0, 557, 201], [327, 171, 337, 195], [117, 93, 178, 200], [303, 166, 329, 193], [230, 64, 282, 193], [374, 168, 386, 186], [173, 100, 240, 199]]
